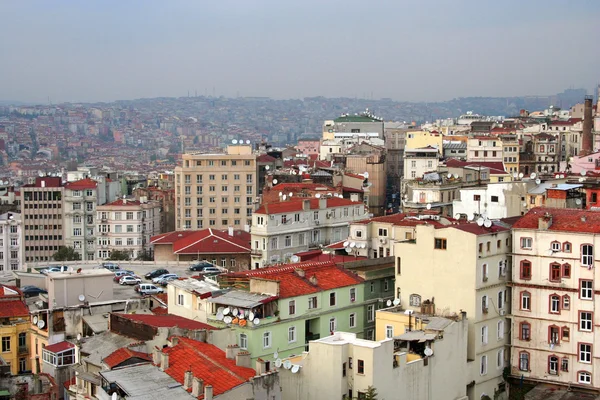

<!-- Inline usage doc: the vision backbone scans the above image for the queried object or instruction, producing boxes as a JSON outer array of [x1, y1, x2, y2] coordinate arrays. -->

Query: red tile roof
[[0, 299, 29, 318], [445, 158, 507, 175], [512, 207, 600, 233], [344, 173, 366, 180], [450, 223, 509, 235], [272, 183, 335, 192], [257, 154, 277, 163], [152, 306, 168, 315], [163, 337, 256, 398], [353, 212, 455, 228], [64, 178, 97, 190], [0, 285, 21, 298], [226, 260, 363, 298], [254, 197, 364, 215], [103, 347, 151, 369], [104, 199, 143, 207], [45, 341, 75, 354], [151, 229, 250, 254], [113, 313, 217, 330]]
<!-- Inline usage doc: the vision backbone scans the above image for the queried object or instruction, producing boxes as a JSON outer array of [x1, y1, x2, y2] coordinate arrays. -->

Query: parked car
[[199, 267, 222, 275], [136, 284, 164, 295], [21, 286, 47, 298], [153, 274, 178, 286], [41, 265, 68, 275], [189, 262, 214, 272], [145, 269, 169, 280], [113, 270, 134, 282], [102, 262, 121, 271], [120, 276, 142, 285]]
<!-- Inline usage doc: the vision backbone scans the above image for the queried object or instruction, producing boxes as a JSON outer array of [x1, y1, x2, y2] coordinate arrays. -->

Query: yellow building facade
[[0, 286, 31, 374], [404, 131, 444, 152]]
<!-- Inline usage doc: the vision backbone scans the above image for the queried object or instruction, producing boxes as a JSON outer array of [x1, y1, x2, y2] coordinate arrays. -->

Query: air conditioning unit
[[500, 309, 506, 316]]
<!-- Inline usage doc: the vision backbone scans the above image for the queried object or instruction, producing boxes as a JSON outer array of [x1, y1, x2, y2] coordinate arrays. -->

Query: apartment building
[[0, 212, 22, 272], [501, 135, 520, 174], [467, 137, 503, 163], [63, 178, 98, 261], [403, 146, 439, 180], [174, 145, 257, 231], [0, 285, 30, 375], [20, 176, 64, 263], [452, 181, 533, 220], [510, 208, 600, 390], [96, 198, 161, 260], [250, 197, 367, 268], [519, 133, 560, 175], [394, 222, 511, 400]]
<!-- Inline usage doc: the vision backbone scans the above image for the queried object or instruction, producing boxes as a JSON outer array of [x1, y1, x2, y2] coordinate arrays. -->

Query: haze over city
[[1, 0, 599, 104]]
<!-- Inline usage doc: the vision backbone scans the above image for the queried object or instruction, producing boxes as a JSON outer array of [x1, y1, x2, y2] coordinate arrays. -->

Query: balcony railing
[[18, 345, 28, 354], [251, 250, 262, 256]]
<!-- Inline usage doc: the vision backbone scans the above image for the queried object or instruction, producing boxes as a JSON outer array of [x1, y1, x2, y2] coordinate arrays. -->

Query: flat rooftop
[[315, 332, 382, 348], [47, 268, 114, 279]]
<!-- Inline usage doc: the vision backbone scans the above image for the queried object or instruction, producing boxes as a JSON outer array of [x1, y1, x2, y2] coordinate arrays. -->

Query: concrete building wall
[[47, 270, 114, 308], [346, 155, 386, 216], [63, 187, 97, 261], [0, 212, 23, 272], [452, 181, 532, 220]]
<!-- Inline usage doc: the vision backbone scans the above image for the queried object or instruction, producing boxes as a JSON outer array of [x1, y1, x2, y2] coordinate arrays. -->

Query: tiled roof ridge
[[237, 260, 335, 277], [175, 229, 249, 254]]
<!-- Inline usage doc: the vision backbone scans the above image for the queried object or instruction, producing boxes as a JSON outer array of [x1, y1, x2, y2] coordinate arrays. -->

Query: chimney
[[295, 268, 305, 278], [538, 212, 552, 230], [41, 180, 46, 188], [204, 385, 214, 400], [191, 377, 204, 397], [225, 344, 240, 360], [228, 226, 234, 237], [160, 352, 169, 371], [183, 371, 193, 390], [302, 199, 311, 211], [152, 347, 161, 365], [170, 337, 180, 347], [319, 198, 327, 209], [309, 274, 318, 286], [255, 359, 269, 374], [581, 96, 594, 156], [236, 351, 252, 368]]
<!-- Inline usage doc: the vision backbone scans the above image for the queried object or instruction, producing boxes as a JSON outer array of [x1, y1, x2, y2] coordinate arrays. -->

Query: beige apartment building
[[394, 222, 511, 400], [510, 208, 600, 390], [174, 145, 257, 231], [0, 212, 23, 272], [96, 198, 161, 260], [63, 178, 98, 261], [20, 176, 65, 263]]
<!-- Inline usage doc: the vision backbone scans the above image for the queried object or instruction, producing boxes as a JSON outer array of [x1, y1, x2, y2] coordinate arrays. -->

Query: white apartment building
[[96, 198, 161, 260], [250, 197, 367, 268], [452, 181, 534, 220], [510, 208, 600, 390], [63, 178, 98, 261], [0, 212, 22, 272], [403, 146, 439, 180], [395, 222, 511, 400], [467, 137, 503, 163]]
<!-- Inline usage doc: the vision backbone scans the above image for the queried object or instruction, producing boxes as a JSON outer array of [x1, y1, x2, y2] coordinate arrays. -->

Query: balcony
[[251, 249, 262, 257], [18, 345, 28, 354]]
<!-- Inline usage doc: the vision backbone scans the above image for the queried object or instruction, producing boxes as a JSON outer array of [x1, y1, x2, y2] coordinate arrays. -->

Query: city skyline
[[1, 0, 599, 104]]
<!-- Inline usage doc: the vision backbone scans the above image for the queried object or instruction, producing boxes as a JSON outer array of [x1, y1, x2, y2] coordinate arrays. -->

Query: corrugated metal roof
[[395, 331, 437, 342], [424, 317, 452, 331], [208, 290, 276, 308]]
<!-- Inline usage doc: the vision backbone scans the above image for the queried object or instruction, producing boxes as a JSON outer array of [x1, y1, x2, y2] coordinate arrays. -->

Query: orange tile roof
[[163, 337, 256, 398], [45, 341, 75, 354], [113, 313, 218, 330], [103, 347, 151, 369], [64, 178, 97, 190], [0, 299, 29, 318], [226, 260, 363, 298], [151, 229, 250, 254], [254, 197, 364, 215], [513, 207, 600, 233]]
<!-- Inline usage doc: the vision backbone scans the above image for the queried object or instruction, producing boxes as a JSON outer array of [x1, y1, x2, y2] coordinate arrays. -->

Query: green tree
[[343, 386, 379, 400], [136, 250, 154, 261], [52, 246, 81, 261], [108, 250, 131, 261]]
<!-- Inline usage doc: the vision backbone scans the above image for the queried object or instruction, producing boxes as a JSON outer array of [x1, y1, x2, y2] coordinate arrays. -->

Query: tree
[[108, 250, 131, 261], [343, 386, 379, 400], [136, 250, 153, 261], [52, 246, 81, 261]]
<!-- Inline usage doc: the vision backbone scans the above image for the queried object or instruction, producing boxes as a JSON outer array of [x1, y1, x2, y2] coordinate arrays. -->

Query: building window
[[357, 359, 364, 375], [581, 280, 593, 300], [578, 371, 592, 384], [579, 343, 592, 363], [562, 263, 571, 278], [550, 263, 561, 282], [549, 325, 560, 344], [520, 260, 532, 280], [481, 295, 488, 313], [550, 295, 560, 313], [177, 294, 184, 306], [239, 334, 247, 349], [520, 237, 532, 249], [1, 337, 10, 352], [497, 349, 504, 369], [288, 326, 296, 343], [367, 305, 374, 322], [262, 332, 272, 349], [582, 244, 594, 266], [551, 241, 561, 252], [480, 355, 487, 376], [497, 320, 504, 340], [481, 325, 488, 345], [562, 295, 570, 310], [482, 263, 488, 281], [580, 311, 593, 332], [519, 352, 530, 371], [562, 326, 570, 341], [378, 228, 388, 237], [288, 300, 296, 315], [350, 288, 356, 302], [434, 238, 447, 250], [329, 292, 336, 306], [349, 313, 356, 328], [548, 356, 559, 375], [308, 296, 317, 309], [563, 242, 572, 253], [561, 357, 569, 372], [520, 322, 531, 341], [329, 318, 336, 333]]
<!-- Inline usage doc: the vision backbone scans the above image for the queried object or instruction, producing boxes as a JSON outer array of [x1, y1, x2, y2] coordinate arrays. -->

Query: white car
[[120, 276, 142, 285], [41, 265, 68, 275], [152, 274, 178, 284]]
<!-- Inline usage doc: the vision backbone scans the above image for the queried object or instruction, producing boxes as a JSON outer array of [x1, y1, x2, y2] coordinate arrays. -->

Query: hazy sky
[[1, 0, 599, 103]]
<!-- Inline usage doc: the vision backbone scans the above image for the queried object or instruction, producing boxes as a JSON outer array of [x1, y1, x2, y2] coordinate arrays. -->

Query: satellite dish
[[249, 312, 255, 321], [265, 165, 270, 170], [453, 174, 459, 179], [581, 170, 587, 176], [426, 203, 432, 210], [363, 172, 369, 179], [274, 351, 279, 359], [217, 307, 224, 314], [223, 316, 232, 324], [518, 173, 524, 179], [535, 179, 541, 185], [232, 308, 239, 316], [283, 360, 292, 370], [232, 139, 238, 144], [530, 173, 537, 179], [112, 393, 118, 400], [579, 177, 584, 182], [476, 218, 484, 226], [560, 174, 565, 179], [424, 347, 434, 357], [246, 140, 251, 144], [37, 320, 45, 329], [68, 266, 74, 273], [393, 298, 401, 306], [345, 247, 352, 253], [291, 365, 300, 374], [275, 359, 283, 368], [289, 192, 293, 197], [350, 242, 356, 248], [216, 312, 224, 321], [253, 318, 260, 325], [223, 308, 230, 315], [273, 179, 278, 185], [386, 300, 392, 307], [78, 294, 86, 302], [316, 194, 321, 198], [33, 316, 38, 325], [576, 198, 582, 205], [360, 243, 367, 249], [484, 219, 492, 228], [283, 195, 287, 201], [291, 255, 300, 263], [447, 173, 452, 179], [512, 172, 518, 179]]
